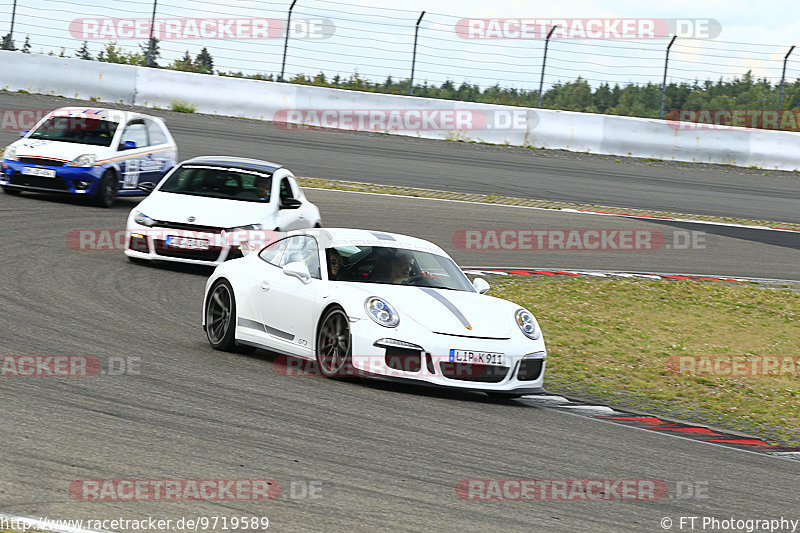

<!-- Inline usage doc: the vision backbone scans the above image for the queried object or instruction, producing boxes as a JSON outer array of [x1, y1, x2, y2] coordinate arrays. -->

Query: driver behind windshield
[[388, 250, 415, 284], [327, 248, 346, 281], [371, 250, 434, 285], [255, 176, 271, 200]]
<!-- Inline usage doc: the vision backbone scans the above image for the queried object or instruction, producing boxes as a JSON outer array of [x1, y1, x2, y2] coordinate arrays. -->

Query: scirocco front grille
[[153, 240, 222, 261], [153, 221, 224, 234]]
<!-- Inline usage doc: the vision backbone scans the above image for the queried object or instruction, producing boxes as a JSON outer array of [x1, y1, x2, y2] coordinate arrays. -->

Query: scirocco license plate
[[165, 235, 210, 250], [449, 350, 504, 366]]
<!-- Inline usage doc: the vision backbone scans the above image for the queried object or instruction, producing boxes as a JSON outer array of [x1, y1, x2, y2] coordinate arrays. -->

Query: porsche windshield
[[28, 116, 119, 147], [326, 245, 474, 291], [159, 165, 273, 202]]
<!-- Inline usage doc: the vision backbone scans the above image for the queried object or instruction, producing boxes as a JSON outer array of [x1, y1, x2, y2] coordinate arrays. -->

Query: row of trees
[[2, 33, 31, 53], [4, 36, 800, 125], [238, 71, 800, 121], [2, 35, 213, 73]]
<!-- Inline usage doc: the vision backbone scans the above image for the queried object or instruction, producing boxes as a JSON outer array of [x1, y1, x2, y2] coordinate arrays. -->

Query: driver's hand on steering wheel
[[401, 271, 439, 284]]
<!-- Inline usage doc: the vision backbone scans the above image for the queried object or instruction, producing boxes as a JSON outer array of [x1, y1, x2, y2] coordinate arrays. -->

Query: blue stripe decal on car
[[370, 232, 396, 241], [419, 288, 472, 330], [237, 317, 295, 341]]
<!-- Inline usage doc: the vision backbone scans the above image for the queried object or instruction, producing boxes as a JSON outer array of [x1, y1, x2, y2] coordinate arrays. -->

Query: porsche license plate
[[165, 235, 210, 250], [449, 350, 504, 366], [22, 167, 56, 178]]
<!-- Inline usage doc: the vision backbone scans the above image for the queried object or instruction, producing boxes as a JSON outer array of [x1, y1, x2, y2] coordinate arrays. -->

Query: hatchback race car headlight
[[67, 154, 96, 168], [365, 297, 399, 328], [515, 308, 540, 340], [228, 223, 264, 232], [3, 146, 18, 161], [134, 211, 156, 227]]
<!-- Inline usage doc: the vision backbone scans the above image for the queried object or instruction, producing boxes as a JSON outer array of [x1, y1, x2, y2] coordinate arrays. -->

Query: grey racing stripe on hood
[[419, 287, 472, 330]]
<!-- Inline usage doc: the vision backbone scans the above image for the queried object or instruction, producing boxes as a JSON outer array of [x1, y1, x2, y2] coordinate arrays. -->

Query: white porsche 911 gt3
[[202, 228, 546, 397]]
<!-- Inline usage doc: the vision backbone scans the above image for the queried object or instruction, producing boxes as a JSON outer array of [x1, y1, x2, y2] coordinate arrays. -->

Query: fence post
[[279, 0, 298, 82], [4, 0, 17, 50], [779, 45, 795, 111], [537, 25, 557, 108], [409, 11, 426, 96], [145, 0, 158, 67], [659, 35, 677, 119]]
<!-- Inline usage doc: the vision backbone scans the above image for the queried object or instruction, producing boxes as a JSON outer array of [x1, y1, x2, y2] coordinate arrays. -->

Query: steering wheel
[[402, 271, 437, 285]]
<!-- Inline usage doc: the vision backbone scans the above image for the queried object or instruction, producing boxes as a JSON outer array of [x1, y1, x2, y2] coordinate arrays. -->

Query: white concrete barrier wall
[[1, 52, 138, 103], [3, 50, 800, 171]]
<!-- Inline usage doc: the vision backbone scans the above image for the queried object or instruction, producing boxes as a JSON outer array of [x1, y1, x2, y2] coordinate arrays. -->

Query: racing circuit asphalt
[[1, 93, 799, 531], [1, 187, 799, 531]]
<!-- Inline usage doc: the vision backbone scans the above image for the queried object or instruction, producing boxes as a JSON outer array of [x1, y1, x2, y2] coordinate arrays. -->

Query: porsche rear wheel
[[206, 280, 238, 351], [315, 307, 352, 378]]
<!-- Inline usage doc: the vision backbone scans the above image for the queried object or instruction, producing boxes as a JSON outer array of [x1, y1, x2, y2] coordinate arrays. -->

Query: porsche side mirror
[[280, 197, 302, 210], [473, 277, 490, 294], [121, 140, 137, 150], [19, 130, 29, 137], [283, 261, 312, 284]]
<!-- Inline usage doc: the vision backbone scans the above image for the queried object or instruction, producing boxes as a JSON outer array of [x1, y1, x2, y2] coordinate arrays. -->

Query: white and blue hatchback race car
[[1, 107, 177, 207]]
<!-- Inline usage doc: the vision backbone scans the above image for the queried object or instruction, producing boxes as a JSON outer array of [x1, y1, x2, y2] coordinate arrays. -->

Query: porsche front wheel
[[315, 307, 352, 378]]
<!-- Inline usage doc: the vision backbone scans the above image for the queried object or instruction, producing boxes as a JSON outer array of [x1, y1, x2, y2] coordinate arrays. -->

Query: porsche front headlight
[[365, 296, 399, 328], [515, 308, 540, 340]]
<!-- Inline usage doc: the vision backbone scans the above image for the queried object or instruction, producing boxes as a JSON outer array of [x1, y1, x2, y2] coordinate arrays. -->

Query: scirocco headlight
[[3, 146, 18, 161], [228, 223, 264, 232], [515, 308, 540, 340], [134, 211, 156, 227], [67, 154, 96, 168], [365, 296, 399, 328]]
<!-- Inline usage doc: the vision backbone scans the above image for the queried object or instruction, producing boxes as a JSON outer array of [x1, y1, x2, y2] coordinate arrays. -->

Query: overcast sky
[[2, 0, 798, 91]]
